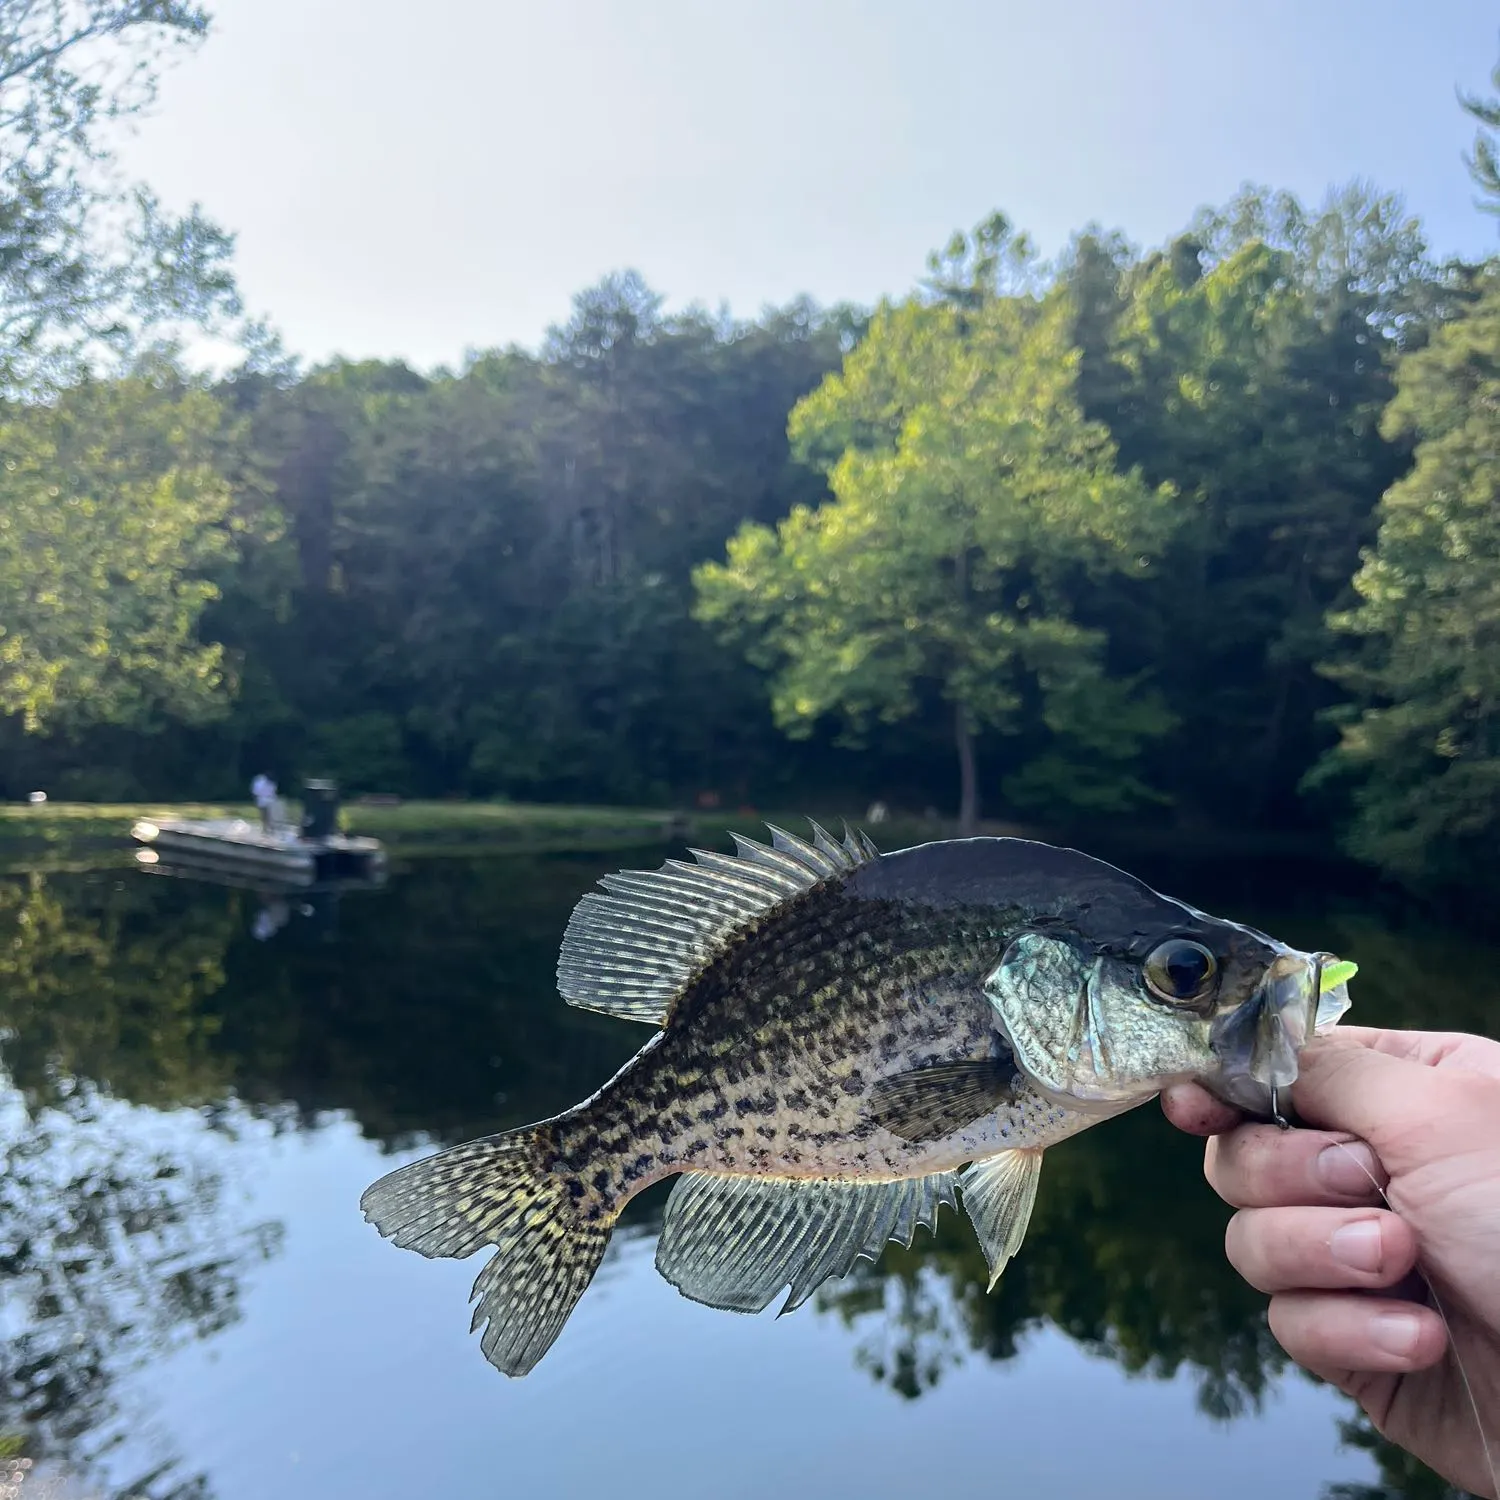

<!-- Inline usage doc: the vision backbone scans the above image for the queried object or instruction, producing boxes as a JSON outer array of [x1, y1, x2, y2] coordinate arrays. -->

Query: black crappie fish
[[361, 824, 1354, 1376]]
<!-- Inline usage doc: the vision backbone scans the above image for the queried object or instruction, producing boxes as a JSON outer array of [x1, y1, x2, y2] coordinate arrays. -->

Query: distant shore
[[0, 798, 1341, 868], [0, 800, 689, 860]]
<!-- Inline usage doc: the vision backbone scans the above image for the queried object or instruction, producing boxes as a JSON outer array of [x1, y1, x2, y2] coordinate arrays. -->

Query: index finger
[[1206, 1124, 1386, 1209], [1324, 1026, 1500, 1078], [1288, 1040, 1497, 1174]]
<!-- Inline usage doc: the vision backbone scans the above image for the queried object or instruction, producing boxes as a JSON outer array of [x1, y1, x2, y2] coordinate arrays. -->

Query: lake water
[[1, 839, 1494, 1500]]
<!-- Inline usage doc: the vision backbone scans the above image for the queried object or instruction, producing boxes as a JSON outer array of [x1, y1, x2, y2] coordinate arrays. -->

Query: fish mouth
[[1205, 952, 1352, 1118]]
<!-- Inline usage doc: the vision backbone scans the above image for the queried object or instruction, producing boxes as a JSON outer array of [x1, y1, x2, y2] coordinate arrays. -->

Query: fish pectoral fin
[[655, 1169, 958, 1316], [959, 1148, 1043, 1291], [865, 1058, 1016, 1143]]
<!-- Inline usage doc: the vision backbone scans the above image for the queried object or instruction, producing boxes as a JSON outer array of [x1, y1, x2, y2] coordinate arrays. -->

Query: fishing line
[[1324, 1136, 1498, 1500]]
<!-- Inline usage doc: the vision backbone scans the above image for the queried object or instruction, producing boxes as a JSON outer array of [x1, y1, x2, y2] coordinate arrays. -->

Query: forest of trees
[[2, 4, 1500, 896]]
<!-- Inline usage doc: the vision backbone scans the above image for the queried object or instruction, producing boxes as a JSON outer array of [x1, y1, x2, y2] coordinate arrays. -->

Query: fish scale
[[362, 823, 1352, 1377], [555, 889, 1010, 1192]]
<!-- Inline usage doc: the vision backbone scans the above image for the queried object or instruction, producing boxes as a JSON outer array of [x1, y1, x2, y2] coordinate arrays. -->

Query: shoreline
[[0, 798, 1342, 864]]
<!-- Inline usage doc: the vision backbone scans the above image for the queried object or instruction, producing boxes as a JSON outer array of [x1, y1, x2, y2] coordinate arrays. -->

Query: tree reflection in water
[[814, 1106, 1282, 1415], [0, 855, 1490, 1499], [0, 1086, 283, 1500], [1328, 1414, 1474, 1500]]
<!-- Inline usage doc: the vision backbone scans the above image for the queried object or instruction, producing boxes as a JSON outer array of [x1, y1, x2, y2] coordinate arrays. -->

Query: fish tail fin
[[360, 1125, 614, 1376]]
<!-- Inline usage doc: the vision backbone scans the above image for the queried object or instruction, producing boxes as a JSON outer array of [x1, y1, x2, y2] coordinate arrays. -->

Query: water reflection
[[134, 850, 389, 945], [814, 1108, 1282, 1416], [0, 1087, 282, 1498], [0, 848, 1490, 1499], [1330, 1414, 1473, 1500], [0, 872, 235, 1112]]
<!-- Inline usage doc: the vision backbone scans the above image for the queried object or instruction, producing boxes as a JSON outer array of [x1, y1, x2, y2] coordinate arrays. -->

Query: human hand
[[1163, 1027, 1500, 1500]]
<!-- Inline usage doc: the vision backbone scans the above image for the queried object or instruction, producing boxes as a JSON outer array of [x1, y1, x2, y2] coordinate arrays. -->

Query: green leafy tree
[[1185, 182, 1445, 341], [697, 241, 1174, 833], [0, 366, 244, 732], [202, 287, 852, 804], [0, 1, 240, 394], [1461, 44, 1500, 218], [1313, 269, 1500, 885], [1064, 188, 1427, 826]]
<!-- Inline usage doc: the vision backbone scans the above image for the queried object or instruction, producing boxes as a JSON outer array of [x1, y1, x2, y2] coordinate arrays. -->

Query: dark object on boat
[[301, 779, 341, 841]]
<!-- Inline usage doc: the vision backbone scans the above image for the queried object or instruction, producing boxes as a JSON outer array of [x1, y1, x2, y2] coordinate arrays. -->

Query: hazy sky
[[118, 0, 1499, 372]]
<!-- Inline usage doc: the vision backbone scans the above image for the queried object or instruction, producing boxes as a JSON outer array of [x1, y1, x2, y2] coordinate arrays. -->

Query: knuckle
[[1452, 1069, 1500, 1116]]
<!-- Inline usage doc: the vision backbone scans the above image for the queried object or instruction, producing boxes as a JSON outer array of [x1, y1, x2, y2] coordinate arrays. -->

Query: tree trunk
[[955, 702, 979, 836]]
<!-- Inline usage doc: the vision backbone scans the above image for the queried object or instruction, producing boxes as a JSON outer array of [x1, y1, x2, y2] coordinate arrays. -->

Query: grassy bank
[[0, 800, 699, 857], [0, 798, 1335, 867]]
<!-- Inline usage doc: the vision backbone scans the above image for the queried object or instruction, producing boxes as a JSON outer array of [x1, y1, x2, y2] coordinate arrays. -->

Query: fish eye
[[1143, 939, 1219, 1006]]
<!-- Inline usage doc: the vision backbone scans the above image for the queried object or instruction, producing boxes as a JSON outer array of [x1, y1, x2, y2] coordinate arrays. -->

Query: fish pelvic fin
[[556, 819, 879, 1027], [360, 1126, 615, 1377], [959, 1148, 1043, 1291]]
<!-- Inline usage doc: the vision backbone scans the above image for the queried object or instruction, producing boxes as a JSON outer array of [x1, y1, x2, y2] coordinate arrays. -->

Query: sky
[[117, 0, 1500, 373]]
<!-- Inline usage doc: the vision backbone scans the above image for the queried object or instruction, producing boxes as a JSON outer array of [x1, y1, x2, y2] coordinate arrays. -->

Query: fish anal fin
[[959, 1148, 1043, 1290], [556, 821, 878, 1026], [866, 1058, 1017, 1143], [655, 1170, 956, 1316]]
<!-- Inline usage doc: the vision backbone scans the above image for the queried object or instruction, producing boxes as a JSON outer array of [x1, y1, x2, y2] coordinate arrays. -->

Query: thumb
[[1290, 1038, 1472, 1176]]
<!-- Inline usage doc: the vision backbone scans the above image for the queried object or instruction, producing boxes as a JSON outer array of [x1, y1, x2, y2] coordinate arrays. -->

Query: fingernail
[[1316, 1141, 1379, 1196], [1369, 1312, 1421, 1359], [1329, 1220, 1383, 1273]]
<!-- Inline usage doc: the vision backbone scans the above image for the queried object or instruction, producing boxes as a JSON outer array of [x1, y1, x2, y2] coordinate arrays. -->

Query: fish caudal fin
[[360, 1128, 612, 1377], [959, 1148, 1042, 1289]]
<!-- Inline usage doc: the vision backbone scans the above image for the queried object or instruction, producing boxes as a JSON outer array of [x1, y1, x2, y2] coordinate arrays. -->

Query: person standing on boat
[[251, 773, 277, 833]]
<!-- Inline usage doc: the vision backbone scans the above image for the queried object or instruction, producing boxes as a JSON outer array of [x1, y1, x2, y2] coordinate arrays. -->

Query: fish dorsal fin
[[655, 1170, 957, 1315], [556, 821, 878, 1025], [958, 1148, 1042, 1290]]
